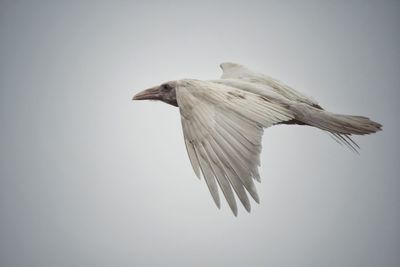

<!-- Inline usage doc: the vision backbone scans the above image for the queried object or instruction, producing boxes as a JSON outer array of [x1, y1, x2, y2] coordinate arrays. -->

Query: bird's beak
[[132, 86, 161, 101]]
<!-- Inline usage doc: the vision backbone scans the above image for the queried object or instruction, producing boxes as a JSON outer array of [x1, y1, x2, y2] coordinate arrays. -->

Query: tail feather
[[291, 103, 381, 152], [328, 132, 360, 153], [293, 104, 382, 136], [320, 114, 382, 135]]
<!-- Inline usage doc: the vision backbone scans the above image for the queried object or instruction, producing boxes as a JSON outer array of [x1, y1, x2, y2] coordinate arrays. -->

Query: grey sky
[[0, 1, 399, 266]]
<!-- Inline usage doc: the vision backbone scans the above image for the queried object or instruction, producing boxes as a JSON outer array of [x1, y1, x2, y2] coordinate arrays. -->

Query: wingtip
[[220, 62, 242, 70], [253, 172, 261, 183], [244, 204, 251, 213], [215, 199, 221, 210], [232, 208, 238, 217], [252, 191, 260, 204], [195, 171, 202, 180], [247, 184, 260, 204]]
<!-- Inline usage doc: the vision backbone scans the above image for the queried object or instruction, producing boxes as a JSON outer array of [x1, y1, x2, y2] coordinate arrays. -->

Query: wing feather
[[216, 117, 261, 181], [191, 102, 260, 203], [219, 62, 319, 107], [202, 141, 238, 215], [183, 133, 201, 178], [207, 136, 252, 212], [177, 79, 294, 214], [193, 142, 221, 208]]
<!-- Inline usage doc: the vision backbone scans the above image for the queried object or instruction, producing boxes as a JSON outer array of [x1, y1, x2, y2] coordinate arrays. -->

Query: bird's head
[[132, 81, 178, 107]]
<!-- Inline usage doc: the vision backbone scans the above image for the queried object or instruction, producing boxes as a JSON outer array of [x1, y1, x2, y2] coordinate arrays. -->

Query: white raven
[[133, 62, 382, 215]]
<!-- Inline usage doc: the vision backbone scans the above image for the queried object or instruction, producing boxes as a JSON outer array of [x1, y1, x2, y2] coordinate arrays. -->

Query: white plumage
[[133, 62, 382, 215]]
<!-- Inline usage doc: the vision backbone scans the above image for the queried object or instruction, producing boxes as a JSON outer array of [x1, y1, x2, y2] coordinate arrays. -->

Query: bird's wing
[[219, 62, 319, 107], [217, 65, 361, 152], [176, 79, 294, 215]]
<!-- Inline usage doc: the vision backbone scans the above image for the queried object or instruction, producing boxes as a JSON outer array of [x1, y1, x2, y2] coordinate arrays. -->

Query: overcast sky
[[0, 1, 399, 266]]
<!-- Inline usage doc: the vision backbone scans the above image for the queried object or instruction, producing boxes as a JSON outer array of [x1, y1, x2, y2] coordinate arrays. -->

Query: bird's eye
[[162, 84, 171, 91]]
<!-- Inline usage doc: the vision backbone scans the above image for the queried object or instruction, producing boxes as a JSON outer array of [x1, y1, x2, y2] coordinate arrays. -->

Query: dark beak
[[132, 86, 161, 101]]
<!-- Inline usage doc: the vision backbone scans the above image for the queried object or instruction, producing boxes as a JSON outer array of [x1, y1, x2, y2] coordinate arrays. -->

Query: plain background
[[1, 1, 399, 266]]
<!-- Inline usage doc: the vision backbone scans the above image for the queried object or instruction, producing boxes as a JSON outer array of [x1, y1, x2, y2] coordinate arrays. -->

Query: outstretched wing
[[176, 79, 294, 215], [219, 62, 319, 107]]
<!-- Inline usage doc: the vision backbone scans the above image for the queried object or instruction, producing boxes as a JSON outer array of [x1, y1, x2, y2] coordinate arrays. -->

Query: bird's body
[[133, 63, 382, 215]]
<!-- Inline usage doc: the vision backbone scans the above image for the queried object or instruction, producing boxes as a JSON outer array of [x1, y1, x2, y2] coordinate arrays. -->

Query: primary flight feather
[[132, 62, 382, 216]]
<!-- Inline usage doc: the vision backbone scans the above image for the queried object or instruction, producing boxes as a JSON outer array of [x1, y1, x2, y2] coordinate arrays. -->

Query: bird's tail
[[292, 103, 382, 151]]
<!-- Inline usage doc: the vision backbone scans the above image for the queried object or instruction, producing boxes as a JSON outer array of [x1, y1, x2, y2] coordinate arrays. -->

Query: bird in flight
[[132, 62, 382, 216]]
